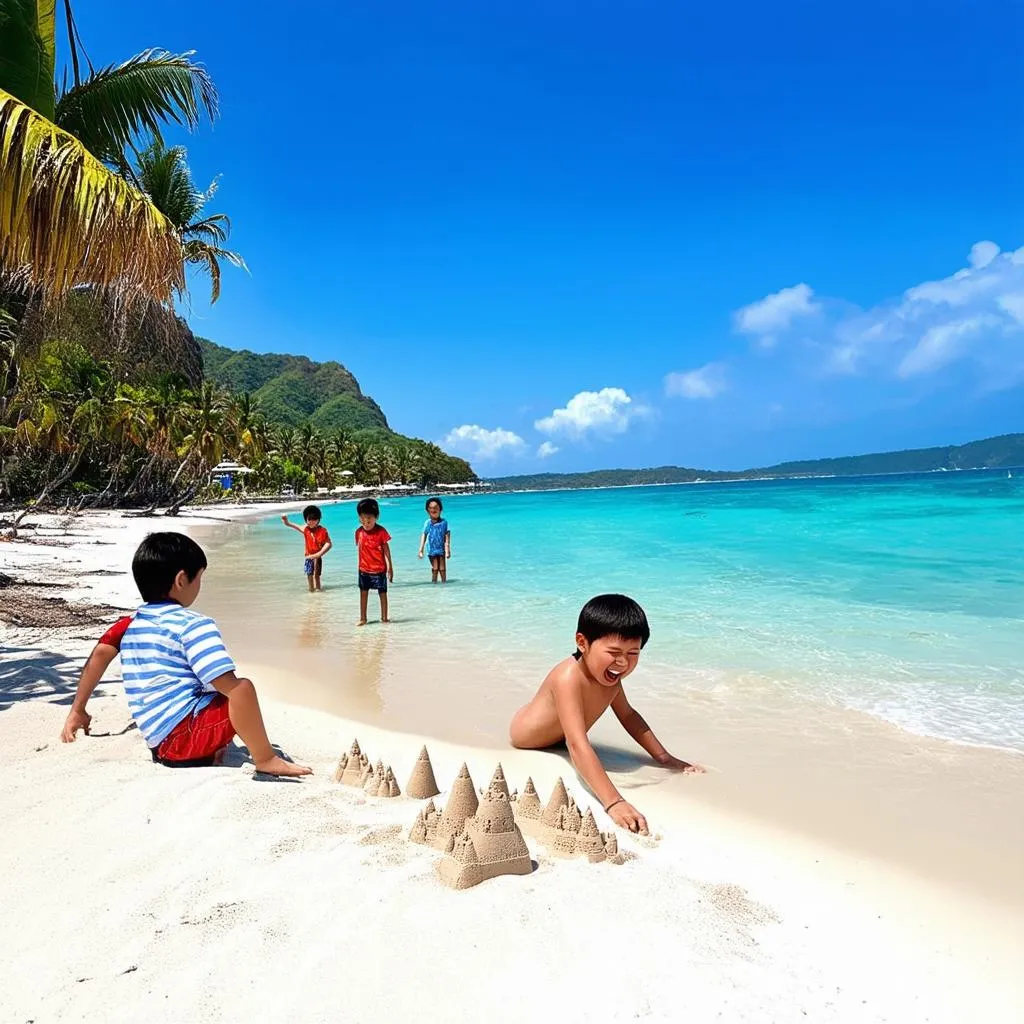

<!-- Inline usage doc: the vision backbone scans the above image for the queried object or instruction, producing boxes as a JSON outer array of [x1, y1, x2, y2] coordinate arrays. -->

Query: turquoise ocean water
[[205, 470, 1024, 753]]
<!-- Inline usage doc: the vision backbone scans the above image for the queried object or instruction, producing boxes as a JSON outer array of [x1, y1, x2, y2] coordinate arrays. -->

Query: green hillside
[[198, 338, 389, 431], [486, 433, 1024, 491]]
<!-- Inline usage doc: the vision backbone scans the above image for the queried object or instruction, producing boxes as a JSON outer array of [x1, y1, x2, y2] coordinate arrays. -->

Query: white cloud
[[440, 424, 526, 460], [896, 315, 997, 378], [969, 240, 1000, 270], [535, 387, 646, 438], [734, 283, 820, 346], [664, 362, 728, 400], [824, 241, 1024, 378], [537, 441, 559, 458]]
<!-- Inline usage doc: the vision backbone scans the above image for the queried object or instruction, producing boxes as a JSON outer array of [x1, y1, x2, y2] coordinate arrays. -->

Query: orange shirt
[[304, 525, 330, 556], [355, 525, 391, 573]]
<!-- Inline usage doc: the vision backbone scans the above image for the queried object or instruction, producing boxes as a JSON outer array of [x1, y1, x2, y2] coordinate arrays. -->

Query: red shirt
[[99, 615, 133, 650], [355, 525, 391, 573], [304, 525, 330, 556]]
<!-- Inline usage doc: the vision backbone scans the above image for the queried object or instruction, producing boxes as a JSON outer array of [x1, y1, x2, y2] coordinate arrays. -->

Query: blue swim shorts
[[358, 571, 388, 592], [304, 558, 321, 576]]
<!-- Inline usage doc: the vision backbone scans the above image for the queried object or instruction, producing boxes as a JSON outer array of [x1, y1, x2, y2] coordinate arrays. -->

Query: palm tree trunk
[[9, 444, 87, 538]]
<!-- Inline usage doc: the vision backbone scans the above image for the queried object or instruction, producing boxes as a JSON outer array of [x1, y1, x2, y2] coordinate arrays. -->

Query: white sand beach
[[2, 509, 1023, 1023]]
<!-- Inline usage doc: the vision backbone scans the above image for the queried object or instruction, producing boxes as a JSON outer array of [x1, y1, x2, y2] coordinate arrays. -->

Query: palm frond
[[183, 212, 230, 244], [0, 0, 57, 117], [0, 88, 184, 300], [136, 139, 200, 227], [54, 49, 218, 165]]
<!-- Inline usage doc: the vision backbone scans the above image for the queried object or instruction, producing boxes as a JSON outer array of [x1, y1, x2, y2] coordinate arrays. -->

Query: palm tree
[[0, 0, 217, 300], [135, 141, 246, 303]]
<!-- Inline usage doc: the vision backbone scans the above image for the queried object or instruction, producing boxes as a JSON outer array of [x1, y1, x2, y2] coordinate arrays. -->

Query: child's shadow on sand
[[542, 741, 662, 797]]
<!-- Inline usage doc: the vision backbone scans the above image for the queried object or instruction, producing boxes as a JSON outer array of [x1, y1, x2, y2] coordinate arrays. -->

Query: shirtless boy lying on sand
[[510, 594, 703, 833]]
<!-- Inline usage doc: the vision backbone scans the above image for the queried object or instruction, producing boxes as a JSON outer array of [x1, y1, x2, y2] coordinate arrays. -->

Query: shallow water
[[200, 470, 1024, 752]]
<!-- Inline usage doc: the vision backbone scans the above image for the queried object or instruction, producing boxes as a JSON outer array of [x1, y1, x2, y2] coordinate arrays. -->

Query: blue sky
[[76, 2, 1023, 473]]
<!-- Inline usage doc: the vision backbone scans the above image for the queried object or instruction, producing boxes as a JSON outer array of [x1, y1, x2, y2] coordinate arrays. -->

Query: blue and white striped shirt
[[120, 603, 236, 747]]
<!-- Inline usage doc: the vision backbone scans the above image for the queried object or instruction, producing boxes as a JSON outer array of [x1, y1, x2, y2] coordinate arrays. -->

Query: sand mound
[[540, 777, 569, 828], [406, 745, 440, 799], [438, 789, 533, 890]]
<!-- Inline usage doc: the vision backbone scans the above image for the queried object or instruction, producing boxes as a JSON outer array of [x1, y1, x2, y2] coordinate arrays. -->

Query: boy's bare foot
[[381, 617, 391, 624], [253, 755, 312, 777], [357, 619, 367, 627]]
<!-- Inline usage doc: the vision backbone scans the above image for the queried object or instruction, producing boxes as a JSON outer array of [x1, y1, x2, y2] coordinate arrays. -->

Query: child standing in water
[[418, 497, 451, 582], [510, 594, 703, 833], [355, 498, 393, 625], [281, 505, 332, 592]]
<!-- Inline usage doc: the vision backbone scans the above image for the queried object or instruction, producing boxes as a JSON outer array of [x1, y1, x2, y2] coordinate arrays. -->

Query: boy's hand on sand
[[658, 754, 706, 773], [61, 709, 91, 742], [609, 800, 648, 835]]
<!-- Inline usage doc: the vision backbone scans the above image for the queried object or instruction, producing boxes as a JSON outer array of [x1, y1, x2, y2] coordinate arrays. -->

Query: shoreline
[[2, 508, 1023, 1021]]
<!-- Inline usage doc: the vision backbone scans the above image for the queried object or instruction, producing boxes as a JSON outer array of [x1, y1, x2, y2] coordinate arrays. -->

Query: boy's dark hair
[[303, 505, 322, 522], [357, 498, 380, 518], [575, 594, 650, 658], [425, 497, 443, 511], [132, 532, 208, 603]]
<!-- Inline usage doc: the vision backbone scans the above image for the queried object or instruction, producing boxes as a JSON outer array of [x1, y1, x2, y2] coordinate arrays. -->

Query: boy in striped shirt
[[62, 532, 311, 777]]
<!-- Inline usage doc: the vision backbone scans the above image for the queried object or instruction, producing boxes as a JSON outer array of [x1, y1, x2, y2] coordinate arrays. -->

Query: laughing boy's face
[[576, 633, 642, 687]]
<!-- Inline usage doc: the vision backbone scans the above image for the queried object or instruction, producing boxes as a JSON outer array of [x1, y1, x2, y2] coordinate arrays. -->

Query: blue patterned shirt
[[120, 603, 236, 747], [422, 518, 450, 556]]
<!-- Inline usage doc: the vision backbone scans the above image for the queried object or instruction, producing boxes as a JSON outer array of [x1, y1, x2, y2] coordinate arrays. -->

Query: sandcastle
[[363, 759, 386, 794], [433, 763, 480, 850], [331, 752, 349, 784], [484, 763, 510, 799], [406, 746, 440, 799], [437, 787, 533, 889], [516, 775, 624, 864], [409, 798, 441, 845], [376, 766, 401, 798], [512, 777, 542, 819], [339, 739, 371, 787]]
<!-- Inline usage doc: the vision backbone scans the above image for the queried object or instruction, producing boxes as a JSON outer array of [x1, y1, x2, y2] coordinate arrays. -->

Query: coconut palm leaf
[[0, 88, 184, 299], [0, 0, 57, 117], [55, 49, 217, 168]]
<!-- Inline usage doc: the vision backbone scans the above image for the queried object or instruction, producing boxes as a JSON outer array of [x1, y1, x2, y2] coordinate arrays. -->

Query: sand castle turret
[[410, 798, 441, 846], [576, 809, 607, 863], [432, 763, 480, 850], [376, 766, 401, 798], [332, 752, 349, 783], [406, 745, 440, 799], [540, 777, 569, 828], [487, 764, 510, 799], [437, 789, 533, 889], [363, 762, 380, 794], [515, 778, 542, 819], [340, 739, 371, 786]]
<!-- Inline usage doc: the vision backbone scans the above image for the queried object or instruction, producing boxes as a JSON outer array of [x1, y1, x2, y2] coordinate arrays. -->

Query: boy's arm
[[418, 527, 426, 558], [445, 525, 451, 558], [312, 539, 333, 559], [383, 541, 394, 580], [552, 674, 648, 833], [280, 515, 304, 533], [611, 689, 704, 772], [61, 643, 118, 741]]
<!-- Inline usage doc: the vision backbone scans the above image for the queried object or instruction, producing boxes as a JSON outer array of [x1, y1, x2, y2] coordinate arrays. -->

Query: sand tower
[[433, 763, 480, 850], [376, 766, 401, 798], [406, 746, 441, 799], [437, 789, 533, 890], [363, 762, 380, 794], [410, 799, 441, 845], [576, 809, 607, 863], [487, 764, 510, 799], [515, 778, 542, 819], [332, 752, 349, 783], [540, 777, 569, 828], [340, 739, 370, 787]]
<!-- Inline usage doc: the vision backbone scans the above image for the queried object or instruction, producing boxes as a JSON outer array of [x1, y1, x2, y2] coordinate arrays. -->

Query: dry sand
[[2, 509, 1023, 1023]]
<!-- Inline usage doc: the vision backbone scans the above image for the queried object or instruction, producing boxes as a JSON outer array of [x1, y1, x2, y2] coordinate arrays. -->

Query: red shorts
[[152, 695, 235, 766]]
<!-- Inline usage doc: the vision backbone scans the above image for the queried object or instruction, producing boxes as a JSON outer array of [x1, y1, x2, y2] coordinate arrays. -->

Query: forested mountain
[[198, 338, 389, 432], [486, 434, 1024, 491]]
